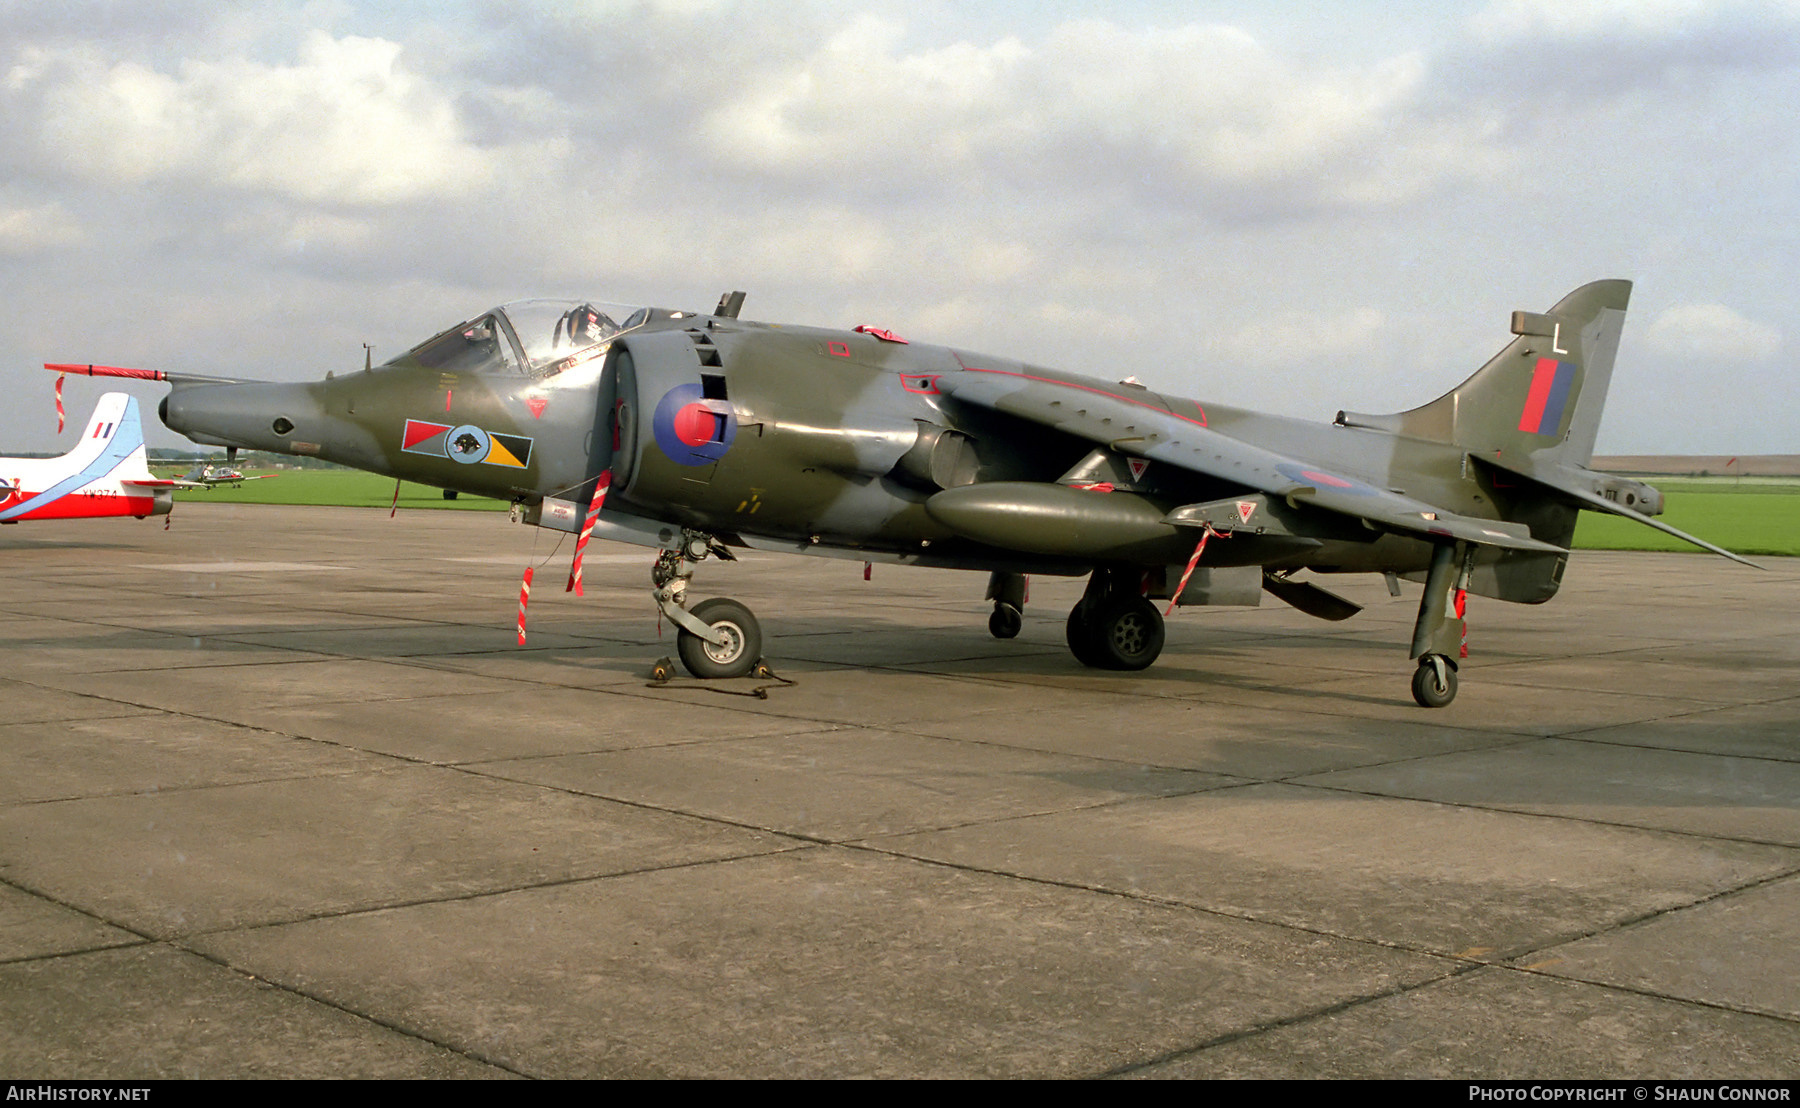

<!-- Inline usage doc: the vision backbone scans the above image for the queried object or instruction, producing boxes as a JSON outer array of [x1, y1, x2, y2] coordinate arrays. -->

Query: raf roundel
[[652, 383, 737, 466], [1276, 462, 1376, 496]]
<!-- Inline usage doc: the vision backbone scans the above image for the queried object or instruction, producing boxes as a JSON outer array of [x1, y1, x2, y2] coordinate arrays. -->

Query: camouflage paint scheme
[[51, 280, 1750, 706]]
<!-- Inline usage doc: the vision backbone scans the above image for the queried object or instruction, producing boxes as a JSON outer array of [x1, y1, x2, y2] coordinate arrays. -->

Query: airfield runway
[[1, 503, 1796, 1079]]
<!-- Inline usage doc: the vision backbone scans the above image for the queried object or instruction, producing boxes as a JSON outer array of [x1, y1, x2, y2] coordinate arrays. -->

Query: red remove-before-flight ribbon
[[566, 469, 612, 596], [517, 566, 535, 645]]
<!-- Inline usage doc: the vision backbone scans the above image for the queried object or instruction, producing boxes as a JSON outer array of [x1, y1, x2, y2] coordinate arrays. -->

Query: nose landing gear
[[677, 597, 762, 679], [653, 530, 764, 679]]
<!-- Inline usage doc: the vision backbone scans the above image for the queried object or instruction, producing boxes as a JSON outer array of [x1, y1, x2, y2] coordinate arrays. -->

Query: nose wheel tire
[[676, 597, 763, 679], [1411, 656, 1458, 708]]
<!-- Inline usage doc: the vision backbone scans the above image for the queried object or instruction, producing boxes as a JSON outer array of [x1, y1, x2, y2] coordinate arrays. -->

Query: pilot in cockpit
[[559, 303, 618, 350], [442, 318, 502, 372]]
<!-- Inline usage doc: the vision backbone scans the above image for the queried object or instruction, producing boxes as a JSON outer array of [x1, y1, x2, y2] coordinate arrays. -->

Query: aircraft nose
[[160, 381, 312, 451], [161, 381, 378, 467]]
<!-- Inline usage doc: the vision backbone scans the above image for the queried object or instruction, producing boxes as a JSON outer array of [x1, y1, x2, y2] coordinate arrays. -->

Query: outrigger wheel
[[988, 603, 1022, 639], [985, 571, 1026, 640], [1408, 543, 1467, 709], [676, 597, 763, 680], [1411, 654, 1458, 708]]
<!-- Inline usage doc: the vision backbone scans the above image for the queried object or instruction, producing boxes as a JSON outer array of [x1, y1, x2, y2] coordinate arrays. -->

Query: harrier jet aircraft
[[51, 279, 1748, 706], [1, 392, 176, 524]]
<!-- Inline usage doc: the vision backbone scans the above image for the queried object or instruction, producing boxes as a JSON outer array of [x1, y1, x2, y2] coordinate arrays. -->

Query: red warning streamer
[[517, 566, 534, 645], [44, 363, 168, 381], [1455, 587, 1469, 658], [54, 375, 65, 434], [566, 469, 612, 596], [1166, 524, 1227, 616]]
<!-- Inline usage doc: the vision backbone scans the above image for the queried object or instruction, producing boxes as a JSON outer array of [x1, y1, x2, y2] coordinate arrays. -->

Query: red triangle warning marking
[[525, 397, 547, 420], [1127, 458, 1150, 481]]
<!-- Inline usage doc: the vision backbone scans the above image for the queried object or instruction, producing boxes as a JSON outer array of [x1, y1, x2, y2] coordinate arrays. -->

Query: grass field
[[1571, 479, 1800, 557], [173, 469, 1799, 556], [167, 469, 509, 512]]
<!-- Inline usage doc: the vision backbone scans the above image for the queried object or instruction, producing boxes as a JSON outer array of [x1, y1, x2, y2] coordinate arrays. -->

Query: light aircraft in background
[[51, 280, 1751, 706], [1, 393, 176, 524], [176, 462, 276, 488]]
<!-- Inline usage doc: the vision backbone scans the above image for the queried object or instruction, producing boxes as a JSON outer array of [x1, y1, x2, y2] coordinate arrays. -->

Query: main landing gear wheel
[[1067, 595, 1165, 671], [1065, 605, 1106, 668], [988, 602, 1022, 639], [1411, 655, 1458, 708], [676, 597, 762, 679]]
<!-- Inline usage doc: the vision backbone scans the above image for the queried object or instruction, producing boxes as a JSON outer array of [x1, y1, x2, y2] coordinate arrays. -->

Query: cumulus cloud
[[8, 32, 500, 205], [1210, 307, 1389, 368], [691, 17, 1509, 219], [1456, 0, 1800, 105], [0, 2, 1793, 455], [1644, 303, 1782, 361], [0, 202, 83, 254], [1470, 0, 1800, 41]]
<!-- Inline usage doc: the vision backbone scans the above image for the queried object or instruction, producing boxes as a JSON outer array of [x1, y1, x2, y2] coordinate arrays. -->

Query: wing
[[936, 367, 1565, 554]]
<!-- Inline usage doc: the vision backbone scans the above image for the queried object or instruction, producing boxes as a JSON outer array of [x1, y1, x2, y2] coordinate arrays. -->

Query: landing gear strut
[[1066, 568, 1165, 670], [653, 530, 762, 679], [1408, 541, 1469, 708]]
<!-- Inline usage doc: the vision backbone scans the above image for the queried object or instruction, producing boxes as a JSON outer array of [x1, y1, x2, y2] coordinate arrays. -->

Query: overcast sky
[[3, 0, 1795, 454]]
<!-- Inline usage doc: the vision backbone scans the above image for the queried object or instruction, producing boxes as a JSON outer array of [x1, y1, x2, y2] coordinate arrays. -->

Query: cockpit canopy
[[397, 299, 652, 378]]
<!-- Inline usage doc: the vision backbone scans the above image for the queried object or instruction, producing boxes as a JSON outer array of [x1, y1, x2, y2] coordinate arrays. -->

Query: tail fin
[[62, 392, 142, 469], [1339, 279, 1632, 467], [1352, 279, 1752, 599], [1343, 281, 1633, 604], [0, 393, 166, 523], [65, 393, 156, 486]]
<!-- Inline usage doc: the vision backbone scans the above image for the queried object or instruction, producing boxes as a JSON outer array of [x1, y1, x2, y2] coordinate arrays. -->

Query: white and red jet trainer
[[0, 393, 179, 523]]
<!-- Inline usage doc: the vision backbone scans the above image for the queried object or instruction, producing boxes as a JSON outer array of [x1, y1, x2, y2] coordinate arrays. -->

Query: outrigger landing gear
[[1408, 541, 1469, 708], [653, 530, 762, 679], [1411, 655, 1457, 708], [986, 571, 1026, 639], [1066, 567, 1165, 671]]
